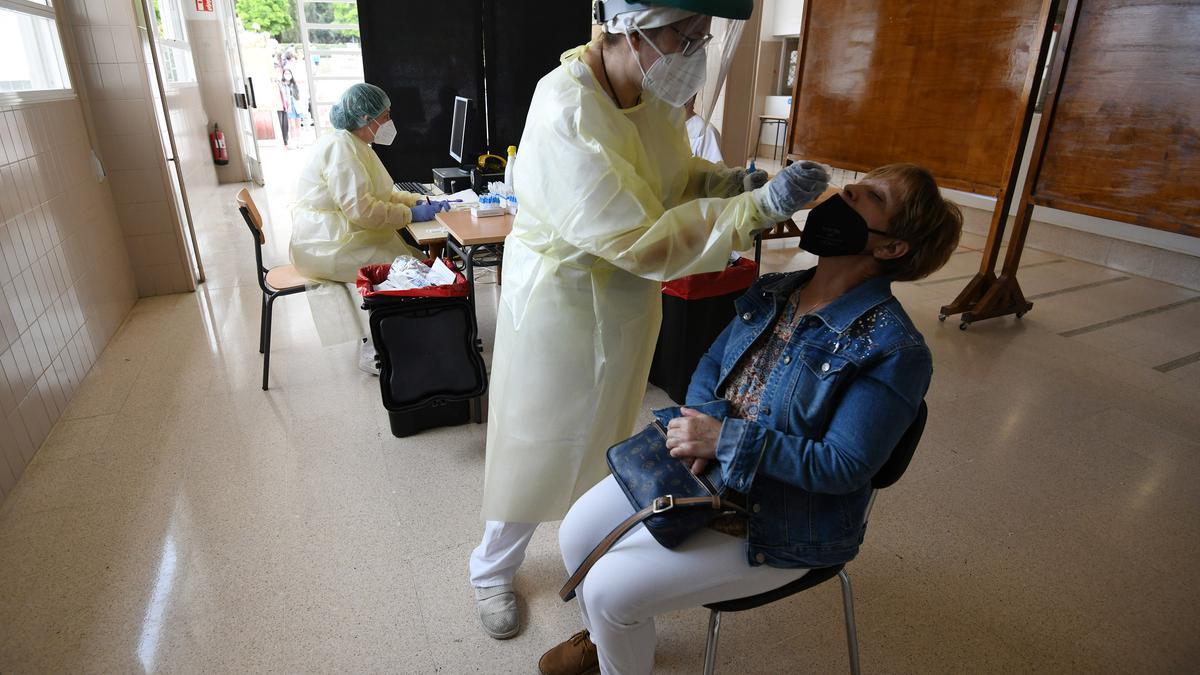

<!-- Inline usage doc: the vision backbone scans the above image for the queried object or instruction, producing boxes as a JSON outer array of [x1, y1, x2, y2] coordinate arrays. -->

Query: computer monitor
[[449, 96, 469, 164]]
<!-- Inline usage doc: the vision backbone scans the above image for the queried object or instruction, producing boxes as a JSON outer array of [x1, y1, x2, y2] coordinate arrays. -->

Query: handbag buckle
[[652, 495, 674, 514]]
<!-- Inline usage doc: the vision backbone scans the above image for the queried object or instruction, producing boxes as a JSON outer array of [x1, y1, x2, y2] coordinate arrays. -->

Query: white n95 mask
[[372, 119, 397, 146], [627, 30, 707, 108]]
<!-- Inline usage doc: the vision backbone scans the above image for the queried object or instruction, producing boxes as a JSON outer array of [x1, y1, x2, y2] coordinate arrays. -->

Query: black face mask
[[799, 193, 893, 257]]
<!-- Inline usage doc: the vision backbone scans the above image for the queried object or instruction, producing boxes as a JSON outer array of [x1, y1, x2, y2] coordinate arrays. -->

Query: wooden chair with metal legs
[[236, 188, 308, 390], [701, 401, 929, 675]]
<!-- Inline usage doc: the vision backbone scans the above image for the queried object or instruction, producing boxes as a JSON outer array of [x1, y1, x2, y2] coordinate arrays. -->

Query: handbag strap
[[559, 494, 744, 602]]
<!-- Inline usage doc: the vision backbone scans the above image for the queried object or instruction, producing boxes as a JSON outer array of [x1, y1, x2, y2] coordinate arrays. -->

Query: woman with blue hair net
[[290, 83, 448, 373], [469, 0, 832, 656]]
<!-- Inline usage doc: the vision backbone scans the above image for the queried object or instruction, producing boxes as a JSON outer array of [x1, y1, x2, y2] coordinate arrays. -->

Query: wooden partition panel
[[1031, 0, 1200, 237], [790, 0, 1046, 195]]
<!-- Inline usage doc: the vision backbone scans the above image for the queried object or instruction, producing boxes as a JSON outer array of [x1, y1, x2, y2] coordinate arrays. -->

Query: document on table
[[429, 189, 479, 209]]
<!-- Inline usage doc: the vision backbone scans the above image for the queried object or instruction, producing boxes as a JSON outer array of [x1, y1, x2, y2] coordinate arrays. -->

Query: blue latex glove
[[753, 161, 830, 219], [410, 202, 441, 222]]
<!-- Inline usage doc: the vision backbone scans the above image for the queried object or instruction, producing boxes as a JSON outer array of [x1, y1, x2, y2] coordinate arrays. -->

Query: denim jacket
[[685, 268, 931, 569]]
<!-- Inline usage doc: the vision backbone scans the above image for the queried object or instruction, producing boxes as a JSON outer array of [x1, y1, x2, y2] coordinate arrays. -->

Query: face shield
[[685, 15, 744, 160]]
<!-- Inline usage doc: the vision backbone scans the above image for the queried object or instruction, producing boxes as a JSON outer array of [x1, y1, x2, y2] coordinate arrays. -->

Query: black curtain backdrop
[[482, 1, 593, 156], [359, 0, 590, 182], [359, 0, 485, 181]]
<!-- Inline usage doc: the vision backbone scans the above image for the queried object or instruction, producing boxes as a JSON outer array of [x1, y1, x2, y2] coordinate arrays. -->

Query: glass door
[[219, 0, 264, 184], [296, 0, 362, 134], [140, 0, 205, 285]]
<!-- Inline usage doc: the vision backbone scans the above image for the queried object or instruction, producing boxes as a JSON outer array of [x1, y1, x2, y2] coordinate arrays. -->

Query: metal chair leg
[[755, 118, 765, 163], [702, 609, 722, 675], [262, 295, 275, 390], [259, 294, 267, 354], [838, 569, 861, 675]]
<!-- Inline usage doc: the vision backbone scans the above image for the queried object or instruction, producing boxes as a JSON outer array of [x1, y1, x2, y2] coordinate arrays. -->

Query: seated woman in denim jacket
[[541, 164, 963, 675]]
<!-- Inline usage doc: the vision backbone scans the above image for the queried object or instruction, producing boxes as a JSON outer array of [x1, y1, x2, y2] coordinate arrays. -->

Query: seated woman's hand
[[666, 407, 722, 475]]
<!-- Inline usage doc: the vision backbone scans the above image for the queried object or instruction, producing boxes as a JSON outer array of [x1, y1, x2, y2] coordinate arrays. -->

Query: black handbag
[[560, 400, 748, 601]]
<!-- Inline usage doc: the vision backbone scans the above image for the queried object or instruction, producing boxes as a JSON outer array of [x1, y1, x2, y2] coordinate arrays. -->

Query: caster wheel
[[1016, 311, 1027, 318], [938, 313, 947, 322], [959, 321, 969, 331]]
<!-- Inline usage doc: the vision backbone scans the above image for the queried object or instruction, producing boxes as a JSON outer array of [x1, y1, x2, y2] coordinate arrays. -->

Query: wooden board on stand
[[944, 0, 1200, 328], [1030, 0, 1200, 237], [783, 0, 1056, 330], [787, 0, 1049, 196]]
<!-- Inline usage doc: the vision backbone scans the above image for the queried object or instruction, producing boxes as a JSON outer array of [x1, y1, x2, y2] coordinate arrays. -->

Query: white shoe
[[358, 338, 379, 376], [475, 584, 519, 639]]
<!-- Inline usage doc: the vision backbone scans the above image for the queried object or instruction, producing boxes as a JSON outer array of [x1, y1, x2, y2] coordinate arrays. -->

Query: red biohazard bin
[[649, 257, 758, 404], [357, 260, 487, 437]]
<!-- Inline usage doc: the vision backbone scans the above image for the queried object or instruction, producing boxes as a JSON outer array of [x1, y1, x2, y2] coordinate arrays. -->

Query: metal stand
[[444, 236, 503, 423]]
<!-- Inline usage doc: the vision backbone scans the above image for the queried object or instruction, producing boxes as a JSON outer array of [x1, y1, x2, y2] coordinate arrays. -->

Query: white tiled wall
[[0, 0, 232, 497], [168, 82, 221, 227], [188, 11, 249, 184], [0, 98, 138, 498], [60, 0, 197, 297]]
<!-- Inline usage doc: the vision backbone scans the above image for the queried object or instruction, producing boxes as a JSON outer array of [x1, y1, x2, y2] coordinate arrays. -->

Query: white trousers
[[559, 475, 809, 675], [469, 520, 539, 588]]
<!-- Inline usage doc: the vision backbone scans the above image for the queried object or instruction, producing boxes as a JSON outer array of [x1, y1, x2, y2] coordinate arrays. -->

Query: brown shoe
[[538, 629, 599, 675]]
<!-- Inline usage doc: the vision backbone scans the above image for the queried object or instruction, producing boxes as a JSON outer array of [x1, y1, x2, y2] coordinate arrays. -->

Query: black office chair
[[701, 401, 929, 675], [236, 188, 308, 391]]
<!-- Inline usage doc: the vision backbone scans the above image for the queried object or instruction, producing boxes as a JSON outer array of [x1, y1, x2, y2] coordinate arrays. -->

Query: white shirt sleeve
[[686, 115, 725, 164]]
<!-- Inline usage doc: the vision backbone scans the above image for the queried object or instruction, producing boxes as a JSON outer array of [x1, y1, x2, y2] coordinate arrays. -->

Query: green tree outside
[[333, 4, 359, 37], [305, 2, 360, 42], [236, 0, 297, 41], [236, 0, 359, 43]]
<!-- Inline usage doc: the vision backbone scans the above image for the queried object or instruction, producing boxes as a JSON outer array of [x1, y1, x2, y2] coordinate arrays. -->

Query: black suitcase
[[365, 294, 488, 437]]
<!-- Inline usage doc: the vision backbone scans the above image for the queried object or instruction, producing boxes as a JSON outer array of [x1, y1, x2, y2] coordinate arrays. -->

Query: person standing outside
[[282, 67, 302, 148], [285, 50, 313, 134], [267, 51, 290, 148], [469, 0, 830, 641]]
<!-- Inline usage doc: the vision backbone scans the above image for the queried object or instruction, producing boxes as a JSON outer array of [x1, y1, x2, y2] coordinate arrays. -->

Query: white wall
[[0, 0, 141, 498], [185, 0, 248, 183], [769, 0, 804, 37], [759, 0, 778, 39], [64, 0, 198, 296]]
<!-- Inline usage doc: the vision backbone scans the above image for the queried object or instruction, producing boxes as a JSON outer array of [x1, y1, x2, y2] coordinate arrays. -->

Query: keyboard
[[396, 181, 430, 195]]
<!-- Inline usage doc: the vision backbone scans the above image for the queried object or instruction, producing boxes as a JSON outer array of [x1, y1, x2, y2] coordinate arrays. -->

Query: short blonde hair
[[866, 164, 963, 282]]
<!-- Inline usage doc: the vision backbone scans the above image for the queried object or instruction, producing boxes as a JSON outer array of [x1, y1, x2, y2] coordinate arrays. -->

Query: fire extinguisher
[[209, 123, 229, 166]]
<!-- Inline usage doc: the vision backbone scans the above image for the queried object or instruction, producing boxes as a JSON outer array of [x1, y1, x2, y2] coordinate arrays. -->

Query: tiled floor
[[0, 162, 1198, 672]]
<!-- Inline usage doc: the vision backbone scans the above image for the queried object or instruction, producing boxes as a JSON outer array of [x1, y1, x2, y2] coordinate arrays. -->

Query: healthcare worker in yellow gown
[[469, 0, 830, 640], [290, 83, 447, 370]]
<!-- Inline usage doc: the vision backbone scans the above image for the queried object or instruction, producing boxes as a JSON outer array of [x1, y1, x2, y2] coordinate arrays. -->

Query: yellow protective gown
[[481, 44, 777, 523], [290, 129, 424, 345]]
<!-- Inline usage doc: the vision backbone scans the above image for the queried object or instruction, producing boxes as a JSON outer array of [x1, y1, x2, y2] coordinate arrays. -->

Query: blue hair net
[[330, 83, 391, 131]]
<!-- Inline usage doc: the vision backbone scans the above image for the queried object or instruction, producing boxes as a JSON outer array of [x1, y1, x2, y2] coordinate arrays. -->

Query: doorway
[[226, 0, 364, 199], [142, 0, 207, 285]]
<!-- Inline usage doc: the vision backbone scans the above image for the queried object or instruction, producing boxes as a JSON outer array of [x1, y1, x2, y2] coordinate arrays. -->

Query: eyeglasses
[[668, 25, 713, 57]]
